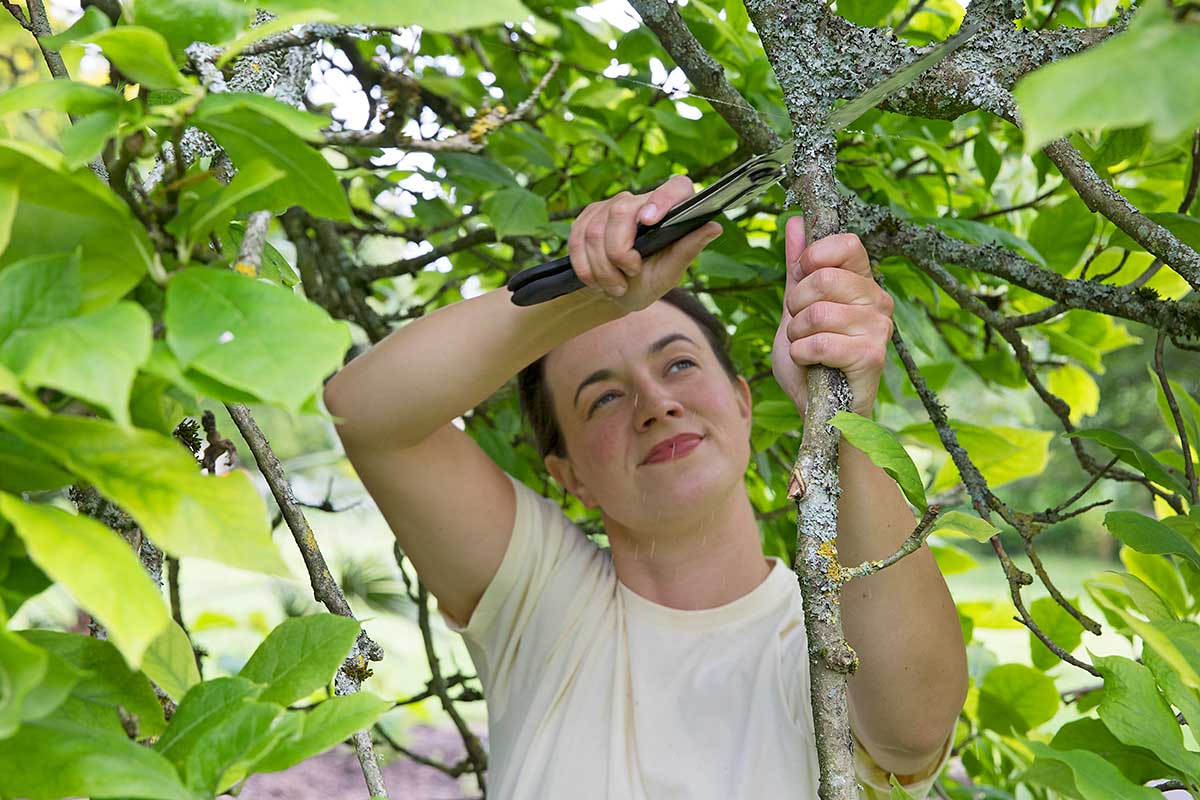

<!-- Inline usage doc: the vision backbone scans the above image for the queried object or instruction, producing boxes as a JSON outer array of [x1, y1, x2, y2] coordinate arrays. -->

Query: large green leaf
[[0, 627, 48, 739], [483, 187, 549, 239], [1088, 588, 1200, 690], [132, 0, 252, 56], [0, 80, 123, 118], [165, 160, 285, 249], [193, 93, 329, 141], [1049, 718, 1167, 786], [1015, 1, 1200, 149], [827, 411, 927, 512], [19, 631, 165, 738], [0, 719, 195, 800], [79, 26, 188, 89], [1104, 510, 1200, 571], [0, 250, 81, 347], [1092, 653, 1200, 781], [0, 494, 169, 668], [1143, 645, 1200, 731], [182, 700, 281, 795], [1022, 741, 1163, 800], [0, 408, 289, 576], [977, 663, 1059, 736], [252, 691, 392, 772], [0, 432, 73, 493], [256, 0, 531, 30], [1027, 595, 1086, 671], [1063, 428, 1189, 496], [164, 268, 351, 411], [901, 419, 1053, 493], [239, 614, 360, 705], [1, 302, 152, 427], [156, 676, 262, 761], [0, 142, 153, 311], [1027, 197, 1095, 274], [141, 620, 202, 702], [191, 106, 351, 221]]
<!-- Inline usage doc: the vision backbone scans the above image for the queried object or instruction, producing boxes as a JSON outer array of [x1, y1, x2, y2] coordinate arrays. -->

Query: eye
[[668, 358, 697, 374], [588, 390, 620, 416]]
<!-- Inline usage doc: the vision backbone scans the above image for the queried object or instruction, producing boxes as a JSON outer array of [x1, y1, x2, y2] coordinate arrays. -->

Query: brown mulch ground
[[236, 722, 487, 799]]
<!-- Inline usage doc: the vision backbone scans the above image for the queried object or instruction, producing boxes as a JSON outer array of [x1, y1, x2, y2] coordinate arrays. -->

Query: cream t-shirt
[[443, 474, 954, 799]]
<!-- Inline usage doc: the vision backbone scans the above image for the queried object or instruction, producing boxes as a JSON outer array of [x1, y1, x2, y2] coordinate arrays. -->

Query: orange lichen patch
[[468, 104, 508, 141], [233, 261, 258, 277]]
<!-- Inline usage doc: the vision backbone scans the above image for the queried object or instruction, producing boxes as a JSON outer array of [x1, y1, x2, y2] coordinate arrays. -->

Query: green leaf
[[929, 541, 977, 575], [0, 80, 122, 118], [888, 774, 916, 799], [1092, 653, 1200, 780], [973, 130, 1001, 190], [0, 141, 153, 311], [1028, 596, 1086, 670], [156, 676, 262, 761], [1089, 589, 1200, 690], [696, 250, 758, 281], [141, 620, 202, 702], [80, 26, 188, 88], [0, 431, 74, 492], [1063, 428, 1189, 496], [1050, 717, 1167, 786], [0, 407, 290, 576], [0, 719, 194, 800], [482, 187, 549, 239], [133, 0, 252, 56], [0, 494, 170, 668], [901, 419, 1054, 493], [828, 411, 927, 512], [194, 93, 329, 141], [1027, 197, 1095, 274], [752, 399, 803, 434], [239, 614, 360, 705], [40, 5, 113, 50], [182, 700, 281, 795], [1018, 0, 1200, 147], [1143, 645, 1200, 731], [929, 510, 1000, 542], [1047, 364, 1099, 424], [838, 0, 900, 25], [164, 268, 351, 411], [1023, 741, 1163, 800], [256, 0, 531, 30], [0, 181, 15, 255], [1152, 375, 1200, 456], [19, 630, 166, 737], [191, 106, 351, 221], [60, 108, 121, 169], [1104, 510, 1200, 571], [252, 691, 392, 772], [167, 160, 285, 247], [1108, 212, 1200, 253], [977, 663, 1059, 736], [0, 250, 81, 347], [2, 302, 152, 427], [0, 627, 48, 739]]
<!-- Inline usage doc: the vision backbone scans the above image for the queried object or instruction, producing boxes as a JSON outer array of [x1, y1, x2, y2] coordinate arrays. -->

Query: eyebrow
[[572, 333, 699, 410]]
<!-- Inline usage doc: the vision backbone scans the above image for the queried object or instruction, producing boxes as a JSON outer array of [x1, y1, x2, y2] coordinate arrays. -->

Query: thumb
[[652, 220, 723, 283], [784, 215, 807, 290]]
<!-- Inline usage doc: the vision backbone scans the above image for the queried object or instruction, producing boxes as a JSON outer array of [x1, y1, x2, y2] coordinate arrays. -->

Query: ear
[[544, 452, 598, 508], [734, 375, 752, 421]]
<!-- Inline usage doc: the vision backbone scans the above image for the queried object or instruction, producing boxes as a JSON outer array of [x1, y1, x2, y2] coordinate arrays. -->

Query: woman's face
[[542, 301, 753, 529]]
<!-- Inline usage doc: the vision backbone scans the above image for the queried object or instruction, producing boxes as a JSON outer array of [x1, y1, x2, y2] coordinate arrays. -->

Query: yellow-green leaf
[[828, 411, 927, 512]]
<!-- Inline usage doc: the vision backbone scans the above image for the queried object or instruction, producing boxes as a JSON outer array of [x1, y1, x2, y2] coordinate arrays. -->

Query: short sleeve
[[852, 727, 954, 799], [439, 473, 602, 714]]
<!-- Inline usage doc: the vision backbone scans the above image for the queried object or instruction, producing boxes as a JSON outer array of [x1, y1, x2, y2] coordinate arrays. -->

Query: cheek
[[575, 415, 625, 477]]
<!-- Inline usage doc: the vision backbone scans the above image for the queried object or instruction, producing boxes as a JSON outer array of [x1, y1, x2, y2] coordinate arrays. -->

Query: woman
[[323, 175, 967, 798]]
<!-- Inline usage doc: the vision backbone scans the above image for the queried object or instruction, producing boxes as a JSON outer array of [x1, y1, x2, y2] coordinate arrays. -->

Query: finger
[[796, 233, 871, 280], [788, 331, 877, 370], [605, 192, 644, 278], [637, 174, 696, 226], [569, 205, 599, 290], [584, 209, 627, 295], [784, 215, 806, 295], [787, 302, 891, 342], [648, 220, 723, 286], [785, 267, 892, 318]]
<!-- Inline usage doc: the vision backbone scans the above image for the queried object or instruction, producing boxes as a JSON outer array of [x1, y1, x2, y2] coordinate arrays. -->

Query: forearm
[[324, 286, 623, 448], [834, 436, 967, 771]]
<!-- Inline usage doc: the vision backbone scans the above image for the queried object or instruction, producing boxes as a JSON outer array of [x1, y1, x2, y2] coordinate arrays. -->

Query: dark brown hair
[[517, 288, 740, 458]]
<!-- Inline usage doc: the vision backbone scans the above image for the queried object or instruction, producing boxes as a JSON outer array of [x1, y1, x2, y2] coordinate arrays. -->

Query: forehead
[[543, 301, 707, 389]]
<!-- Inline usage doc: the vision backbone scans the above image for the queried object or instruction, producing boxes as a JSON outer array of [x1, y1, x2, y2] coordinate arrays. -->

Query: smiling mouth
[[642, 435, 704, 465]]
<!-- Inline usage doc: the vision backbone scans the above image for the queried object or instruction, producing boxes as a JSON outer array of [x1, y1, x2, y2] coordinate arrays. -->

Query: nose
[[635, 382, 683, 431]]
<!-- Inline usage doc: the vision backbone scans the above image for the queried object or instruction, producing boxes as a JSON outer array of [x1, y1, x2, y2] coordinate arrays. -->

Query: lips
[[641, 434, 704, 465]]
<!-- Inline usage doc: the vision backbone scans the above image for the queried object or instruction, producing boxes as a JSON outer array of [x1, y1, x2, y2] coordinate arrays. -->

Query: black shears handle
[[506, 210, 721, 306]]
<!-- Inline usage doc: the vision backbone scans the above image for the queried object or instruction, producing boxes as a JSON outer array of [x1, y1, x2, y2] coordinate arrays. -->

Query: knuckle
[[812, 267, 840, 292], [807, 300, 838, 328], [585, 222, 606, 242]]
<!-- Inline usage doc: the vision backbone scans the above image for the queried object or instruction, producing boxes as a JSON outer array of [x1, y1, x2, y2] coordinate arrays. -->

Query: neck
[[602, 484, 772, 611]]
